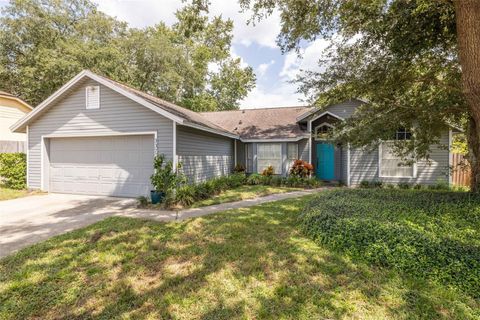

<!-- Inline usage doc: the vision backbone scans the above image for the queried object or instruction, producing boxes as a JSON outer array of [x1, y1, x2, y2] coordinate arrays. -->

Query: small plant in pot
[[150, 154, 185, 204]]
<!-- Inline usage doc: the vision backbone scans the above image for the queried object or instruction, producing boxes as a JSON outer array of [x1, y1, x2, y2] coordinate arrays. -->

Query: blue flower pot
[[150, 190, 165, 204]]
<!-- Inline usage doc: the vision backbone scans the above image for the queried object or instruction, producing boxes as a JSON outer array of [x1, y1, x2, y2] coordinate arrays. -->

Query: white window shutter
[[86, 86, 100, 109]]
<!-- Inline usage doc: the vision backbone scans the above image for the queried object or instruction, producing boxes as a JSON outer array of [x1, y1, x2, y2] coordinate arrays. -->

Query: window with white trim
[[86, 86, 100, 109], [287, 143, 298, 169], [314, 123, 334, 140], [379, 128, 415, 178], [287, 143, 298, 161], [257, 143, 282, 174], [246, 144, 253, 173]]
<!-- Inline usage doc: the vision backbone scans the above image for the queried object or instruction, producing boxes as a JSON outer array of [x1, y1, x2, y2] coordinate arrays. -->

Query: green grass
[[191, 185, 301, 207], [1, 195, 478, 319], [0, 187, 32, 201]]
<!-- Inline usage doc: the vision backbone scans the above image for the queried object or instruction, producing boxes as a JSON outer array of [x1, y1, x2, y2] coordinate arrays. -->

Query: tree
[[239, 0, 480, 191], [0, 0, 255, 112]]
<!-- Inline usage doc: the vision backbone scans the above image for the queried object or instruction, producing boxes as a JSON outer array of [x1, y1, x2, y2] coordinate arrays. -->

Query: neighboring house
[[11, 70, 452, 197], [0, 91, 32, 153]]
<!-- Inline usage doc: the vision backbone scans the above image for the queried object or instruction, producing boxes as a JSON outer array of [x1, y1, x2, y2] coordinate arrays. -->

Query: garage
[[49, 134, 154, 197]]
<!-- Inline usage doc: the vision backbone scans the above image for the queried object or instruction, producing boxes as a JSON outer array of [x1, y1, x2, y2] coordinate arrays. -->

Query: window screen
[[257, 143, 282, 174], [246, 144, 253, 173]]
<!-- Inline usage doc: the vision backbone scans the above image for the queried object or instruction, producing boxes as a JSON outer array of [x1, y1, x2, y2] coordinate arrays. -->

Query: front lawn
[[191, 185, 301, 207], [0, 187, 30, 201], [1, 193, 478, 319]]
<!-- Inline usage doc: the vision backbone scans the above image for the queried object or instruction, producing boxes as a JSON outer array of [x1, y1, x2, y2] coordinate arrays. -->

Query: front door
[[316, 143, 335, 180]]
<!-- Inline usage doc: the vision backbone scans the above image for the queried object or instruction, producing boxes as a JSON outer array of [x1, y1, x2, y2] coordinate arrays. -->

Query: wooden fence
[[452, 153, 471, 187], [0, 140, 26, 153]]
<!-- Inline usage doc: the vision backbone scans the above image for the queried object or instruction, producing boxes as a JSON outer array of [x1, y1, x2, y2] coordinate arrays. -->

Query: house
[[0, 91, 32, 153], [11, 70, 452, 197]]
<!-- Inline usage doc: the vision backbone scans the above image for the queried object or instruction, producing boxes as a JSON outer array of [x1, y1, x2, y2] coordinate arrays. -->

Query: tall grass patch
[[300, 189, 480, 299]]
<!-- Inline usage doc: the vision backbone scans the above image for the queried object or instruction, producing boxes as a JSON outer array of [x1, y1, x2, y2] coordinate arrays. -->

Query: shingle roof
[[201, 106, 314, 140], [95, 74, 234, 136]]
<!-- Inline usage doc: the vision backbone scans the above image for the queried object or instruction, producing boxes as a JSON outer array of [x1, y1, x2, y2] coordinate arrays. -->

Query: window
[[287, 143, 298, 161], [287, 143, 298, 169], [246, 144, 253, 173], [314, 123, 334, 140], [85, 86, 100, 109], [257, 143, 282, 174], [379, 141, 415, 178], [394, 127, 412, 140]]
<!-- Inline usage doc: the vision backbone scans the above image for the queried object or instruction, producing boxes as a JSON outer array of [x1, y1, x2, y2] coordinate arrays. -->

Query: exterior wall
[[177, 125, 233, 182], [27, 79, 174, 190], [0, 98, 30, 141], [323, 99, 362, 119], [349, 132, 450, 186], [341, 144, 349, 185]]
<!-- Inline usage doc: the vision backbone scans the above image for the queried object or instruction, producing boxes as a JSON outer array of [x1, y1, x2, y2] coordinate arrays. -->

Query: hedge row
[[299, 189, 480, 299], [174, 173, 321, 207]]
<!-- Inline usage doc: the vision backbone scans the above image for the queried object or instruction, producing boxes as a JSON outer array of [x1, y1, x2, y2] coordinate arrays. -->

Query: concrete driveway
[[0, 193, 139, 258]]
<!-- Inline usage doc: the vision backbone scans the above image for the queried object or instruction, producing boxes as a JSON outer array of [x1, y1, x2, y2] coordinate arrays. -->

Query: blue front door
[[316, 143, 335, 180]]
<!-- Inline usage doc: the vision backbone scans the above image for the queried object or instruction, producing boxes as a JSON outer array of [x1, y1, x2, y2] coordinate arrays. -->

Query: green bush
[[0, 153, 26, 189], [397, 182, 412, 189], [246, 173, 263, 185], [300, 189, 480, 299], [175, 184, 197, 207]]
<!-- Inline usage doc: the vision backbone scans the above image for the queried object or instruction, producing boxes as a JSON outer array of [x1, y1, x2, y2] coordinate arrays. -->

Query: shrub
[[136, 196, 149, 208], [0, 153, 26, 189], [289, 159, 313, 178], [370, 180, 383, 188], [262, 165, 274, 176], [359, 180, 370, 188], [300, 189, 480, 299], [233, 164, 246, 173], [150, 154, 185, 195], [428, 179, 450, 190], [175, 185, 197, 207], [246, 173, 263, 185], [397, 182, 412, 189]]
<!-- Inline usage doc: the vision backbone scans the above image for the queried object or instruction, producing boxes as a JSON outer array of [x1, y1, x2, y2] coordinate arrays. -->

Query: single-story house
[[11, 70, 452, 197], [1, 91, 32, 153]]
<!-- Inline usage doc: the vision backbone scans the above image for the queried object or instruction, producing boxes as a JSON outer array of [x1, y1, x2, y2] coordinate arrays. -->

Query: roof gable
[[11, 70, 238, 139], [297, 99, 365, 122]]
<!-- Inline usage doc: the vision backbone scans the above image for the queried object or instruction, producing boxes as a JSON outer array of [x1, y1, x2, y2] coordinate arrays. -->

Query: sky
[[0, 0, 330, 109]]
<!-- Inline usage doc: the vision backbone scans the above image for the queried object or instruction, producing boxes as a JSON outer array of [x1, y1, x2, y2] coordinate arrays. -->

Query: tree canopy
[[240, 0, 465, 161], [0, 0, 255, 111]]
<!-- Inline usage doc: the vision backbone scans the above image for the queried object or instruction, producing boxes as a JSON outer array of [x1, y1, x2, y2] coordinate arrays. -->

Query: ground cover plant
[[1, 195, 478, 319], [300, 189, 480, 300]]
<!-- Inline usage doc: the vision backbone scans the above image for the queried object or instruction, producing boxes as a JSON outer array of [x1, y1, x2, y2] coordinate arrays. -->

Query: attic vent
[[85, 86, 100, 109]]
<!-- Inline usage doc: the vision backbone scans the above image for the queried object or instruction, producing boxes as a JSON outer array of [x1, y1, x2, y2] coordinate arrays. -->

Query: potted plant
[[150, 154, 185, 204]]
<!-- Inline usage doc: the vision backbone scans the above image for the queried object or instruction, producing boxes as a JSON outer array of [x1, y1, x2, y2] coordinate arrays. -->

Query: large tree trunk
[[454, 0, 480, 192]]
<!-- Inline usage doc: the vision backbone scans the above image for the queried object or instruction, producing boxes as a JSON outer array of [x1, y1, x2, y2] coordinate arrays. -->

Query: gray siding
[[349, 132, 450, 186], [28, 79, 173, 189], [323, 99, 363, 119], [341, 145, 348, 185], [0, 140, 26, 153], [177, 125, 233, 182]]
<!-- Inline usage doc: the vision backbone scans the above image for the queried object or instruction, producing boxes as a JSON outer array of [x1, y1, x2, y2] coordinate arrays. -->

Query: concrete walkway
[[0, 189, 321, 258]]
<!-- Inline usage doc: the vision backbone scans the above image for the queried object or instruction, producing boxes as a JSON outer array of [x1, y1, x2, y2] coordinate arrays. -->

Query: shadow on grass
[[1, 196, 478, 319]]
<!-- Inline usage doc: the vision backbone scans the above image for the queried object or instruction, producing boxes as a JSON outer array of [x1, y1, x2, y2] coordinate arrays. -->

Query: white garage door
[[49, 135, 154, 197]]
